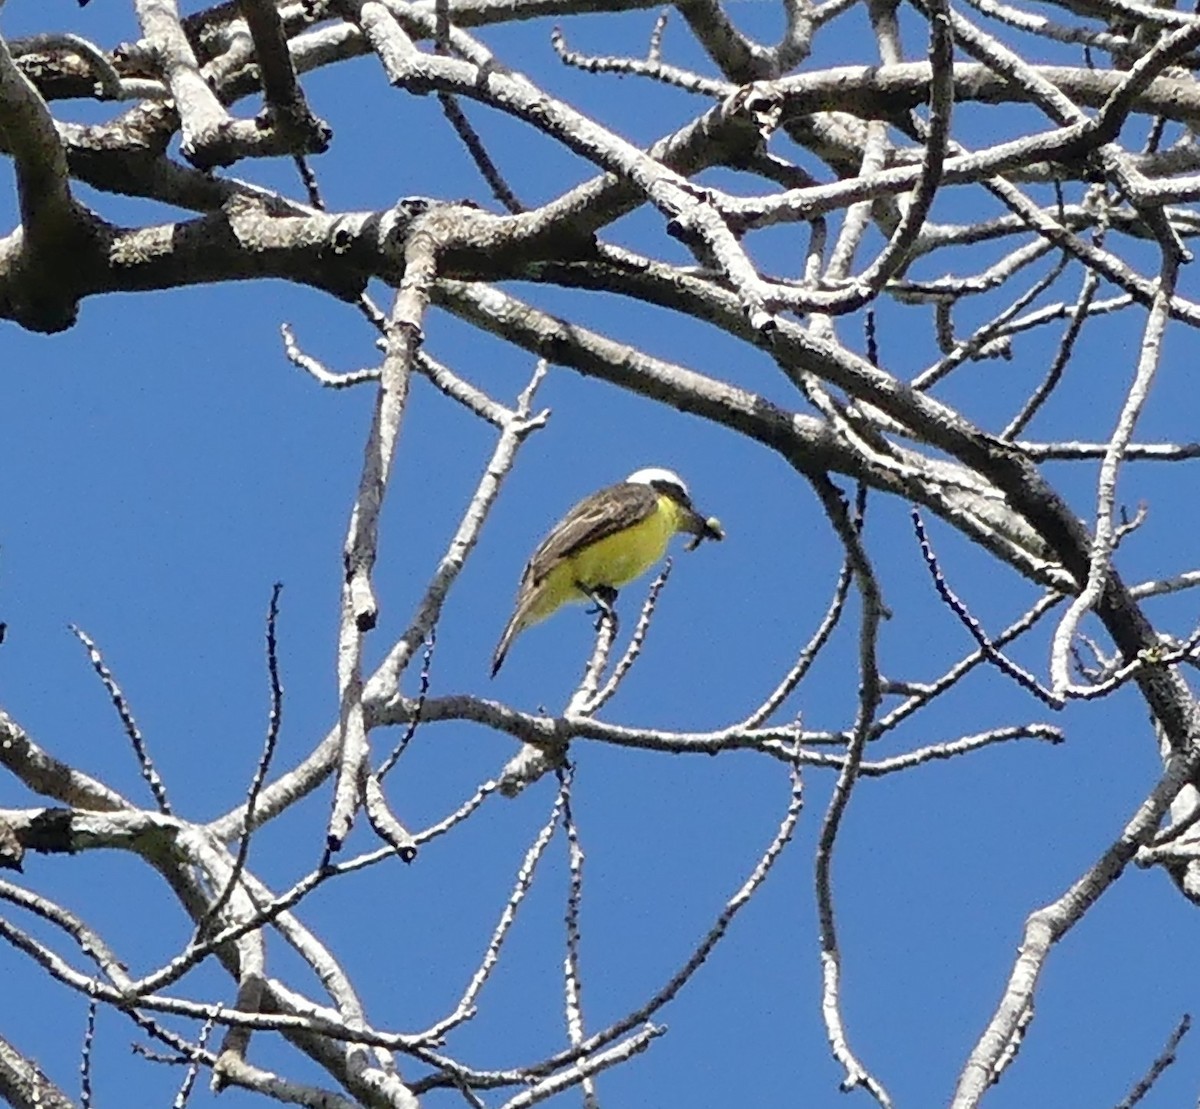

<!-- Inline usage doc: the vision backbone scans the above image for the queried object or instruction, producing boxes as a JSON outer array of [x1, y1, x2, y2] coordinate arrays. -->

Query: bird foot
[[578, 583, 618, 629]]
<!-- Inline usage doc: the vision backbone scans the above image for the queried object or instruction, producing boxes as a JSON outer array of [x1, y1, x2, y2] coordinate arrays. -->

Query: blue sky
[[2, 0, 1200, 1106]]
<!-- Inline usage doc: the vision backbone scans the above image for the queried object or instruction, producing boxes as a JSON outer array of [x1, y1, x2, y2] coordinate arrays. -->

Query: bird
[[491, 467, 724, 676]]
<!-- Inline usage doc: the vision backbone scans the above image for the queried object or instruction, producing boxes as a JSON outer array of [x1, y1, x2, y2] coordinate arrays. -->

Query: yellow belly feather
[[523, 495, 680, 626]]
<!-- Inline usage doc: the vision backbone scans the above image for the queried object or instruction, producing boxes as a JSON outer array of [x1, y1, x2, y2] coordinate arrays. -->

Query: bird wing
[[519, 482, 659, 591]]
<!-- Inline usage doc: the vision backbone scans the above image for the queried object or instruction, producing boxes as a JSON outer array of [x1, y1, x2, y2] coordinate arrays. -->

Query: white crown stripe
[[625, 467, 688, 498]]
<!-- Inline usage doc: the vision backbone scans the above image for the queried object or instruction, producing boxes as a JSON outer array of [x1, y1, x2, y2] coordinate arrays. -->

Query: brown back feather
[[518, 482, 659, 593]]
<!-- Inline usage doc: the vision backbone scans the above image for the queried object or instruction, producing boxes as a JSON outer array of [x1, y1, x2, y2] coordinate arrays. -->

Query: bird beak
[[682, 511, 724, 551]]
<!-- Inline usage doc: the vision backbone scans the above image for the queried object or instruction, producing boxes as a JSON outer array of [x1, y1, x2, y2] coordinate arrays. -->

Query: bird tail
[[491, 608, 526, 678]]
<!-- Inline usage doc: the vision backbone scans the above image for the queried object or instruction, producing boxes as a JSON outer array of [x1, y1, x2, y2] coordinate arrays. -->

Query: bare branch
[[1050, 250, 1178, 698], [951, 736, 1200, 1108], [1112, 1013, 1191, 1109], [70, 625, 172, 815], [811, 479, 893, 1107], [237, 0, 332, 154], [0, 1033, 75, 1109], [557, 767, 599, 1109], [328, 223, 435, 851]]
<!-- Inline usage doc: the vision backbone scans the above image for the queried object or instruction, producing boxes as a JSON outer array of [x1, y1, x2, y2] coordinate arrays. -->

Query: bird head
[[626, 467, 724, 550]]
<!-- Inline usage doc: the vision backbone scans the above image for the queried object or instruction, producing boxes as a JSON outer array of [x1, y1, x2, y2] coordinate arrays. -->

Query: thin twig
[[1111, 1014, 1191, 1109], [416, 787, 565, 1043], [585, 561, 673, 714], [70, 625, 172, 815], [912, 511, 1062, 708], [377, 632, 435, 781], [558, 765, 599, 1109], [739, 558, 853, 729], [171, 1014, 216, 1108], [810, 480, 892, 1107], [80, 997, 96, 1109], [201, 584, 286, 937], [1049, 250, 1179, 697]]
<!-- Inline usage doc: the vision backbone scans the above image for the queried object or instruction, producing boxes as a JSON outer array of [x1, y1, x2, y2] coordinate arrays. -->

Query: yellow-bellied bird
[[491, 467, 724, 676]]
